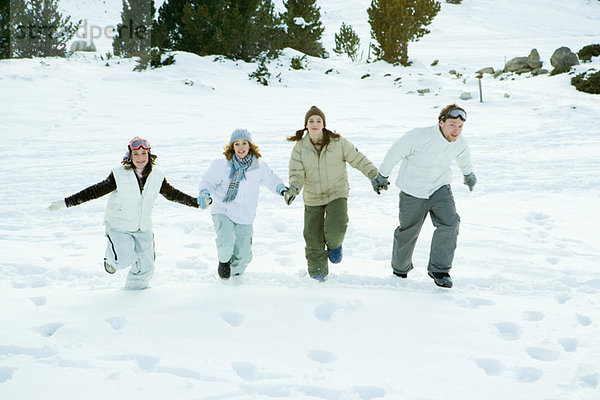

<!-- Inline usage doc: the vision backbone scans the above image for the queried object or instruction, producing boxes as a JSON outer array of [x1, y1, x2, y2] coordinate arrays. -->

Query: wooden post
[[477, 73, 483, 103]]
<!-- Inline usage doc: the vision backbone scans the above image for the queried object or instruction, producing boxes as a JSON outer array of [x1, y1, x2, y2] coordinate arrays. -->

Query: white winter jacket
[[379, 125, 473, 199], [104, 165, 165, 232], [199, 158, 284, 225]]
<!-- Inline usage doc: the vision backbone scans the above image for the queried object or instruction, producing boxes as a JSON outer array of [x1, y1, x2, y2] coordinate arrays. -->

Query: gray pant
[[392, 185, 460, 275], [212, 214, 253, 276], [105, 226, 155, 290]]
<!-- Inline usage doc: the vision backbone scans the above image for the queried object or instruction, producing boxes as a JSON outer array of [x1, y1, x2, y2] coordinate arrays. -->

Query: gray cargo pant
[[391, 185, 460, 275], [105, 225, 155, 290]]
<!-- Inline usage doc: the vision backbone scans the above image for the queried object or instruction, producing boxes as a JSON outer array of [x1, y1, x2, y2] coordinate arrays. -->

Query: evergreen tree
[[282, 0, 325, 58], [151, 0, 187, 50], [0, 0, 9, 59], [10, 0, 80, 58], [113, 0, 156, 57], [153, 0, 283, 62], [333, 22, 360, 62], [367, 0, 440, 65]]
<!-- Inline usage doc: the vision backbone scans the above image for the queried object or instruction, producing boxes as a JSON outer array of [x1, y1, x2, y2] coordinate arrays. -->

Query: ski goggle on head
[[441, 108, 467, 122], [129, 138, 151, 150]]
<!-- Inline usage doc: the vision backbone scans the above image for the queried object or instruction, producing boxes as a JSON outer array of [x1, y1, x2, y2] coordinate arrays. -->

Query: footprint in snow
[[474, 358, 503, 376], [493, 322, 522, 341], [577, 314, 592, 326], [523, 311, 544, 321], [232, 362, 257, 381], [33, 322, 64, 337], [558, 338, 578, 352], [220, 311, 245, 327], [353, 385, 386, 400], [307, 350, 337, 364], [29, 296, 46, 306], [0, 367, 15, 383], [314, 302, 341, 322], [456, 297, 495, 309], [513, 366, 543, 383], [525, 347, 560, 362], [106, 316, 126, 331]]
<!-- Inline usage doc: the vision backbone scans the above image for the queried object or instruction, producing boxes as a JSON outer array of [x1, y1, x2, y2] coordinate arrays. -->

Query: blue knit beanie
[[230, 128, 253, 144]]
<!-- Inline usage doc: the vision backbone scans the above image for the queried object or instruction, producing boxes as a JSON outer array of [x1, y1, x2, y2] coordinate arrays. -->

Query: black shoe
[[218, 259, 231, 279], [393, 271, 407, 278], [428, 272, 453, 288]]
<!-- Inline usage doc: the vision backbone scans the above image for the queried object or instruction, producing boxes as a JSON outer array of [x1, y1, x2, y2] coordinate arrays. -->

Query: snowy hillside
[[1, 0, 600, 399]]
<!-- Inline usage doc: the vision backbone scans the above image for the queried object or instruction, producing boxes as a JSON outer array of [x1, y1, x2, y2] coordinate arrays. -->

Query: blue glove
[[198, 189, 212, 209], [371, 172, 389, 194], [276, 184, 287, 196], [463, 172, 477, 192]]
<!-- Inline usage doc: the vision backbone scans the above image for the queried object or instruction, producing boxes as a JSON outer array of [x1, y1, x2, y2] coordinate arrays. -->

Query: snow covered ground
[[1, 0, 600, 399]]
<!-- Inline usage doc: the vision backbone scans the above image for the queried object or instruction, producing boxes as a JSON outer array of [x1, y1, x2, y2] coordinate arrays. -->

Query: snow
[[1, 0, 600, 399]]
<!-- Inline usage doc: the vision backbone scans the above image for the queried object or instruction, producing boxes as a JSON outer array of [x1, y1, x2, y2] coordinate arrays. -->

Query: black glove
[[463, 172, 477, 192], [283, 185, 298, 205], [371, 172, 390, 194]]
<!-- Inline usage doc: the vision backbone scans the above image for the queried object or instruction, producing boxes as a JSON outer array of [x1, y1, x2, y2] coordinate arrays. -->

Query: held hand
[[49, 200, 66, 211], [198, 189, 212, 209], [283, 185, 298, 205], [463, 172, 477, 192], [276, 184, 288, 196], [371, 172, 390, 195]]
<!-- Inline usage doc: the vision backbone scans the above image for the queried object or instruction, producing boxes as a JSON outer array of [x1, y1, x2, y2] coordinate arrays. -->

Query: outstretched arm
[[65, 173, 117, 207], [160, 179, 199, 208]]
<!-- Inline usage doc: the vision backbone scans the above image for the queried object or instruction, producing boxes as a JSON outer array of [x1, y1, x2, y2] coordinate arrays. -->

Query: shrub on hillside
[[133, 47, 175, 71], [333, 22, 361, 62], [577, 44, 600, 63], [571, 69, 600, 94], [367, 0, 441, 66]]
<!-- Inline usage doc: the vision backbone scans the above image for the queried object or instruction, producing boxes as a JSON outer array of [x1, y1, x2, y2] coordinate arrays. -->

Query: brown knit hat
[[304, 105, 326, 128]]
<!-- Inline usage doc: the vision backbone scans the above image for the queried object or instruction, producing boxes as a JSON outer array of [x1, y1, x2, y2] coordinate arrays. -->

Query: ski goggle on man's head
[[129, 138, 151, 150], [441, 108, 467, 122]]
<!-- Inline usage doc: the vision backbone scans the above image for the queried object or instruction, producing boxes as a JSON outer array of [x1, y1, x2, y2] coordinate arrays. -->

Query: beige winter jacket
[[289, 134, 378, 206]]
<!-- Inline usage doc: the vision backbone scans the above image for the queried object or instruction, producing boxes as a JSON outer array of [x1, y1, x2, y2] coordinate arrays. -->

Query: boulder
[[550, 47, 579, 73]]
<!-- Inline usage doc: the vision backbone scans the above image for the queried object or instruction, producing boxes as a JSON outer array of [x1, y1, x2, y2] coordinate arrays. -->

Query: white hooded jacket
[[199, 158, 283, 225]]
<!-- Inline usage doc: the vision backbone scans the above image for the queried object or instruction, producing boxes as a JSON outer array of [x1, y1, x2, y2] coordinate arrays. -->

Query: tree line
[[1, 0, 442, 66]]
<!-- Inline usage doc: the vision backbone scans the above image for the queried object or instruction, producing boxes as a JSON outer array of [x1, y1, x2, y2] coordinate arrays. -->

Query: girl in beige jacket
[[285, 106, 379, 281]]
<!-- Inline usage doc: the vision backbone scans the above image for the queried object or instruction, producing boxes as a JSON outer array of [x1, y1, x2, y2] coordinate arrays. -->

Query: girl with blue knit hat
[[198, 129, 289, 279]]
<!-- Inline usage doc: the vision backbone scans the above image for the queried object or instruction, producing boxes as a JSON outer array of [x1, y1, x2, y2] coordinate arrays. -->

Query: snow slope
[[1, 0, 600, 399]]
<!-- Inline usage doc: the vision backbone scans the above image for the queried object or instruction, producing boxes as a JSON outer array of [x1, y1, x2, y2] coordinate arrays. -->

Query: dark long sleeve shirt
[[65, 172, 198, 208]]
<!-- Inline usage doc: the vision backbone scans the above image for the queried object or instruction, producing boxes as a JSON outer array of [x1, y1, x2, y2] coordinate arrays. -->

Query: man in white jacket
[[371, 104, 477, 288]]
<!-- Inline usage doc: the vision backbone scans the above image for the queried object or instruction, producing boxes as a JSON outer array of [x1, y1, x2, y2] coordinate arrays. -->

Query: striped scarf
[[224, 155, 254, 202]]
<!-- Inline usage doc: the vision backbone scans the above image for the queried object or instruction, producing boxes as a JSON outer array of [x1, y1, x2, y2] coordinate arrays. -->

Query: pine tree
[[282, 0, 326, 58], [367, 0, 440, 65], [113, 0, 156, 57], [10, 0, 80, 58], [151, 0, 187, 50], [154, 0, 283, 62], [0, 0, 9, 59], [333, 22, 360, 62]]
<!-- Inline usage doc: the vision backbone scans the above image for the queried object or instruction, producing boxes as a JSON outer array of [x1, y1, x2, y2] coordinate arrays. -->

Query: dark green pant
[[392, 185, 460, 275], [303, 197, 348, 277]]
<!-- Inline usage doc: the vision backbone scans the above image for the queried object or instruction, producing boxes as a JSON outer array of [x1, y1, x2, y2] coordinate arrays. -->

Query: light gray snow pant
[[212, 214, 253, 276], [391, 185, 460, 275], [105, 226, 155, 290]]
